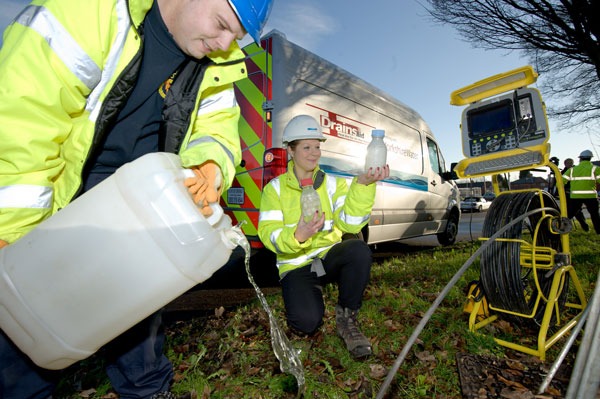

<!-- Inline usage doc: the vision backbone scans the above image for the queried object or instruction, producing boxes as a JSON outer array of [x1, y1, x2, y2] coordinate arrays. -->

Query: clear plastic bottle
[[364, 129, 387, 172], [300, 178, 322, 222]]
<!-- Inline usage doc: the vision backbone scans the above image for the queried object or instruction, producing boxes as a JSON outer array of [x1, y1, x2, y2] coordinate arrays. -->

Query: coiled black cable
[[479, 191, 565, 326]]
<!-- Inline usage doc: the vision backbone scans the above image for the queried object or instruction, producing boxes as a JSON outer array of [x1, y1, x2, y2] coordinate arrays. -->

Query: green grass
[[54, 227, 599, 398]]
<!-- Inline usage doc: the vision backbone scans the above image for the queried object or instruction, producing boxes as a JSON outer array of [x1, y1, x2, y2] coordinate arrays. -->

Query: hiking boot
[[335, 305, 372, 359]]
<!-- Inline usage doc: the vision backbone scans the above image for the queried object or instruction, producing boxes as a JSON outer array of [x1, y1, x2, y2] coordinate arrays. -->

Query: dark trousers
[[281, 239, 372, 335], [0, 330, 56, 399], [569, 197, 600, 234], [566, 196, 590, 229], [0, 312, 173, 399]]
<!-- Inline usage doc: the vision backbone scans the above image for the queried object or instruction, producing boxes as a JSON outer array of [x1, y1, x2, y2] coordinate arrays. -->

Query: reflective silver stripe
[[187, 136, 235, 164], [197, 88, 237, 116], [270, 227, 283, 253], [271, 178, 281, 195], [324, 175, 337, 210], [321, 174, 333, 211], [317, 175, 334, 230], [261, 212, 332, 230], [570, 166, 598, 180], [571, 190, 598, 195], [334, 195, 345, 211], [276, 245, 333, 269], [571, 176, 597, 180], [563, 171, 572, 181], [0, 185, 52, 209], [339, 211, 369, 226], [87, 0, 130, 120], [271, 223, 301, 251], [16, 5, 101, 91], [259, 209, 283, 222]]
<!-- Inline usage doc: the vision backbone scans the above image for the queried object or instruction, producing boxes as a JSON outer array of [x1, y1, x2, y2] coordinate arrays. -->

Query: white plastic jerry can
[[0, 152, 240, 369]]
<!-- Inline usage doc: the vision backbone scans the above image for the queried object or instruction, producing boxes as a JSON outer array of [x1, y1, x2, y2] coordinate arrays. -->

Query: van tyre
[[437, 212, 458, 246]]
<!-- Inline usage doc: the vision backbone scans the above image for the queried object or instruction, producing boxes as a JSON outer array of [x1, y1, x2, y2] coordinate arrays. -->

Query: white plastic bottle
[[364, 129, 387, 172], [300, 178, 322, 222], [0, 153, 240, 370]]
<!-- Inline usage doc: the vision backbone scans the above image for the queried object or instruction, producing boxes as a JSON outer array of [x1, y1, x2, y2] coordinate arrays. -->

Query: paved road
[[387, 205, 593, 250], [385, 210, 487, 249]]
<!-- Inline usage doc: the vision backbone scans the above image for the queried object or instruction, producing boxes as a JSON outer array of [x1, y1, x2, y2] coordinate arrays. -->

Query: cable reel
[[450, 66, 587, 361], [479, 190, 568, 327]]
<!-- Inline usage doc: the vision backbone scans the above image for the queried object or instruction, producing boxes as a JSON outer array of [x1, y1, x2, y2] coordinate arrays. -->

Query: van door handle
[[431, 180, 437, 186]]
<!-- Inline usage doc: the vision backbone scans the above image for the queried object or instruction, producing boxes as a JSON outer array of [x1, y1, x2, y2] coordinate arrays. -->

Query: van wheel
[[437, 212, 458, 246]]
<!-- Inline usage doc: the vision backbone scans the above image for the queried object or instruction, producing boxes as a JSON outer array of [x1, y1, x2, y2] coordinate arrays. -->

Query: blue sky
[[1, 0, 594, 176]]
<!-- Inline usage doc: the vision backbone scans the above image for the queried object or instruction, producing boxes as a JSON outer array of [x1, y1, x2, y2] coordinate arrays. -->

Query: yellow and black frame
[[451, 66, 587, 360]]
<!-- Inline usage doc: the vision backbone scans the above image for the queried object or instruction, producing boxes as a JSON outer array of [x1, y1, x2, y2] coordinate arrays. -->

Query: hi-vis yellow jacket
[[0, 0, 248, 244], [258, 161, 376, 277], [562, 160, 600, 199]]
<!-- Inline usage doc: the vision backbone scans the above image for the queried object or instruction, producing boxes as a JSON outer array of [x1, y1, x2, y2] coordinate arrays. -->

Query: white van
[[224, 30, 461, 249]]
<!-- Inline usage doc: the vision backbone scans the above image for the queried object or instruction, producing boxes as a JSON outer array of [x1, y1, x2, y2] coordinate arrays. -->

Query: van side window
[[427, 138, 442, 175]]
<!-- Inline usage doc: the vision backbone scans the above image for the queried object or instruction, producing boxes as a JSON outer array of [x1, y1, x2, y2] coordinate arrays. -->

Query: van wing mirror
[[441, 162, 459, 181]]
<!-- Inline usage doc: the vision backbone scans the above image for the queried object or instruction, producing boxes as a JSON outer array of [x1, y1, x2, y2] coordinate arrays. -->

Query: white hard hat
[[282, 115, 325, 145], [579, 149, 593, 158]]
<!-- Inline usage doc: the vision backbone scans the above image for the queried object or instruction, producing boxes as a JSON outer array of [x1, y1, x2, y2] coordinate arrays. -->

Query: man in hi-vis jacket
[[0, 0, 273, 397]]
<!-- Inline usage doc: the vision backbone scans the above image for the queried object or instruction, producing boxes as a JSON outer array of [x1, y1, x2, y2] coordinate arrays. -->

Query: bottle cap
[[300, 178, 314, 187], [372, 129, 385, 138]]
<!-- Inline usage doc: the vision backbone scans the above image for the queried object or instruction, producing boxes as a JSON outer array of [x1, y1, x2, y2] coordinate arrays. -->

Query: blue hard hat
[[228, 0, 273, 43]]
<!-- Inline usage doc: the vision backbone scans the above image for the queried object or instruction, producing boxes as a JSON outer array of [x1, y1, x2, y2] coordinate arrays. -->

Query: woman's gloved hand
[[184, 161, 223, 217]]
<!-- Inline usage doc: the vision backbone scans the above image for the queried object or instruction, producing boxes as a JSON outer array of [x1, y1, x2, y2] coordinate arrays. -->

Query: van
[[224, 30, 461, 252]]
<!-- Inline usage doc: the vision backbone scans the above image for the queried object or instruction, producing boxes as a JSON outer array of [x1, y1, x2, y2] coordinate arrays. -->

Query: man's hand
[[184, 161, 223, 217], [0, 239, 8, 249], [294, 211, 325, 243]]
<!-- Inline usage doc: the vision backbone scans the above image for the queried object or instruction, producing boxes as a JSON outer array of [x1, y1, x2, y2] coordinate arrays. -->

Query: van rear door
[[226, 39, 272, 247]]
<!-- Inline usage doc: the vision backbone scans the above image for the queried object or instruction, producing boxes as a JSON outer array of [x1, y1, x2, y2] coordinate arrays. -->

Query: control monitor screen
[[467, 99, 515, 139], [460, 88, 549, 158]]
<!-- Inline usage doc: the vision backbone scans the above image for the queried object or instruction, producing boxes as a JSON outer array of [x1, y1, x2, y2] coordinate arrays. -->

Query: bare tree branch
[[424, 0, 600, 132]]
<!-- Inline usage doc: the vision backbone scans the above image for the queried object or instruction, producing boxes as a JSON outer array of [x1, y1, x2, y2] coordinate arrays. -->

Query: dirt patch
[[165, 287, 281, 313], [456, 352, 573, 399]]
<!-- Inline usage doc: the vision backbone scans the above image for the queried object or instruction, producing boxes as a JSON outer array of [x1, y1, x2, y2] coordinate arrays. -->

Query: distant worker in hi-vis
[[562, 150, 600, 234], [561, 157, 590, 231]]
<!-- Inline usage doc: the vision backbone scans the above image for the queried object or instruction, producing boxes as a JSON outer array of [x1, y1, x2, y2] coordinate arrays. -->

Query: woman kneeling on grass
[[258, 115, 389, 359]]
